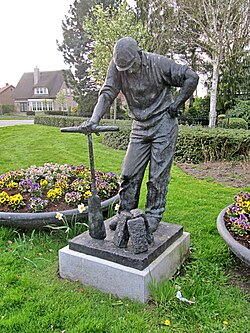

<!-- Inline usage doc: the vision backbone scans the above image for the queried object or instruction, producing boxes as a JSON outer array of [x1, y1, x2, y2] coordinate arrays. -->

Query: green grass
[[0, 125, 249, 333], [0, 115, 34, 120]]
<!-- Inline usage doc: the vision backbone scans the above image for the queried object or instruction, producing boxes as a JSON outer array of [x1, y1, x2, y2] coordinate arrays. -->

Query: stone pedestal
[[59, 221, 190, 303]]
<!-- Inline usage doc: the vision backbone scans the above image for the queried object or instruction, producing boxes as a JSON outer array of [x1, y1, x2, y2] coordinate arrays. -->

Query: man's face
[[127, 54, 141, 74]]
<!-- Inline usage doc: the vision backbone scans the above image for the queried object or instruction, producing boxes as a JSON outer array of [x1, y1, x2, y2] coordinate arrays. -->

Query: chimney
[[34, 67, 40, 85], [6, 83, 9, 86]]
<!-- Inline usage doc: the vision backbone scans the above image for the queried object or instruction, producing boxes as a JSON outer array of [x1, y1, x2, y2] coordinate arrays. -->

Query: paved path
[[0, 119, 34, 127]]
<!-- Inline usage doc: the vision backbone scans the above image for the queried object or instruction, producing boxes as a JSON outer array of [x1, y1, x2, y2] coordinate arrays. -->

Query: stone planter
[[0, 194, 119, 230], [217, 206, 250, 266]]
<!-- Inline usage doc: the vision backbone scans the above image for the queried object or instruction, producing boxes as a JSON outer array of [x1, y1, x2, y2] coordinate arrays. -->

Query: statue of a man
[[81, 37, 199, 233]]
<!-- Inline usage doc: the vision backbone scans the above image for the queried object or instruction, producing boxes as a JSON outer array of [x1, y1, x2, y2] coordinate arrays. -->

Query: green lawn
[[0, 125, 249, 333], [0, 115, 34, 120]]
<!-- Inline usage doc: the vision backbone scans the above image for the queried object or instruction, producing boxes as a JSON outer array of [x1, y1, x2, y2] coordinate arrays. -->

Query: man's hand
[[168, 102, 180, 118], [80, 120, 98, 134]]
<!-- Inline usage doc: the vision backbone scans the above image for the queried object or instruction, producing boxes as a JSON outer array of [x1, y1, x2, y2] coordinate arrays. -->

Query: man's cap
[[113, 37, 139, 71]]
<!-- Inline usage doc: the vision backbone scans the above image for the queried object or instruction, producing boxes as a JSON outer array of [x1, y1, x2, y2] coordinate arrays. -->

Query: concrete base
[[59, 232, 190, 303], [69, 221, 184, 270]]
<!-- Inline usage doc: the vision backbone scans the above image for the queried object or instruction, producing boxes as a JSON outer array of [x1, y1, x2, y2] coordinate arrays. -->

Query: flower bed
[[217, 191, 250, 266], [224, 192, 250, 249], [0, 163, 119, 230], [0, 163, 119, 213]]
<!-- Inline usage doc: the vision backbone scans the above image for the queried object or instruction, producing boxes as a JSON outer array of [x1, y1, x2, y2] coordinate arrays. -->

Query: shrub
[[71, 106, 78, 114], [179, 96, 210, 126], [44, 110, 65, 116], [104, 124, 250, 163], [34, 115, 84, 127], [226, 100, 250, 127], [35, 116, 250, 163], [179, 115, 209, 126], [26, 111, 35, 116], [217, 114, 226, 120], [217, 117, 248, 130], [175, 126, 250, 163], [34, 114, 132, 130], [102, 124, 131, 150], [0, 104, 15, 114]]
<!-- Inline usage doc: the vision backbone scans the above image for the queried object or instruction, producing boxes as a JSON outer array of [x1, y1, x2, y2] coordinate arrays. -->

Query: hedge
[[34, 114, 132, 129], [103, 125, 250, 163], [175, 126, 250, 163], [217, 117, 248, 130], [34, 115, 250, 163], [226, 100, 250, 128], [34, 115, 84, 128], [0, 104, 15, 114]]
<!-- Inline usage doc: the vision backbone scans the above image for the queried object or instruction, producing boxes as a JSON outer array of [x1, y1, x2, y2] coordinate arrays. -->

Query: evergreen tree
[[57, 0, 114, 116]]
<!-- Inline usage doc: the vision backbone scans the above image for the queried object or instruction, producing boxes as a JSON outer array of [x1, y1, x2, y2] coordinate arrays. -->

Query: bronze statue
[[81, 37, 199, 235]]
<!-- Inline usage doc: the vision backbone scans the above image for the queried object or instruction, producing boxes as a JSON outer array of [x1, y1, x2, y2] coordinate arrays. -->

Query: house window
[[32, 102, 37, 111], [46, 101, 53, 111], [31, 101, 53, 111], [37, 101, 42, 111], [34, 87, 48, 95], [19, 102, 28, 112]]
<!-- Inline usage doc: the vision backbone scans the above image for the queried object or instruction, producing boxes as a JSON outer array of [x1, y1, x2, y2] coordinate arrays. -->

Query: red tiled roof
[[14, 70, 68, 100], [0, 85, 15, 94]]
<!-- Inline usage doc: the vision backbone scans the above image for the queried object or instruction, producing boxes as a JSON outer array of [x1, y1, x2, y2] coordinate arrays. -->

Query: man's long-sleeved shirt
[[99, 51, 188, 122]]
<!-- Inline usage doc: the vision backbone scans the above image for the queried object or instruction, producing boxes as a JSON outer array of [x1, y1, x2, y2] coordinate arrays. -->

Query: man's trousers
[[119, 112, 178, 220]]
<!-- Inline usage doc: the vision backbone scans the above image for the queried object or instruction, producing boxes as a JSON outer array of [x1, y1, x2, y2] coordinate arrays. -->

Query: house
[[14, 67, 77, 112], [0, 83, 15, 105]]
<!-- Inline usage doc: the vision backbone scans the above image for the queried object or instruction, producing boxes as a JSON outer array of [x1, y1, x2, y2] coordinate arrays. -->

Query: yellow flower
[[47, 188, 62, 200], [55, 180, 68, 189], [65, 196, 71, 203], [77, 185, 84, 192], [0, 191, 9, 201], [40, 179, 48, 187], [16, 193, 23, 200], [164, 319, 171, 326], [223, 321, 228, 325], [9, 198, 14, 204], [6, 181, 18, 189], [0, 198, 5, 203], [56, 212, 63, 220], [84, 190, 92, 199], [47, 190, 55, 199], [78, 203, 86, 213]]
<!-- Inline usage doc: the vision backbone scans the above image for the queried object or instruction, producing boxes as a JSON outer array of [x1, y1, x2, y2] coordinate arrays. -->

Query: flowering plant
[[0, 163, 119, 213], [0, 191, 25, 210], [224, 192, 250, 239]]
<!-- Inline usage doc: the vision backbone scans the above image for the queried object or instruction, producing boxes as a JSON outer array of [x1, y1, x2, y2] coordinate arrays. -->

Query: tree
[[55, 90, 67, 111], [217, 45, 250, 112], [57, 0, 114, 115], [134, 0, 209, 109], [174, 0, 250, 127], [135, 0, 250, 127], [83, 0, 151, 85]]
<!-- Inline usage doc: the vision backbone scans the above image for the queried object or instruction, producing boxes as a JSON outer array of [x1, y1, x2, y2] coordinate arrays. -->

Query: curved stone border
[[217, 206, 250, 266], [0, 194, 119, 230]]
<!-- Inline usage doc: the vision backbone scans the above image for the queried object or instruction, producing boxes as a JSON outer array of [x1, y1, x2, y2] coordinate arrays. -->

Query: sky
[[0, 0, 136, 89], [0, 0, 204, 95], [0, 0, 74, 88]]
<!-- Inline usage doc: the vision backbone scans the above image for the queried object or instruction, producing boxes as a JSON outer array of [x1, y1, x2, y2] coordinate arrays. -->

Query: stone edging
[[217, 206, 250, 266], [0, 194, 119, 230]]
